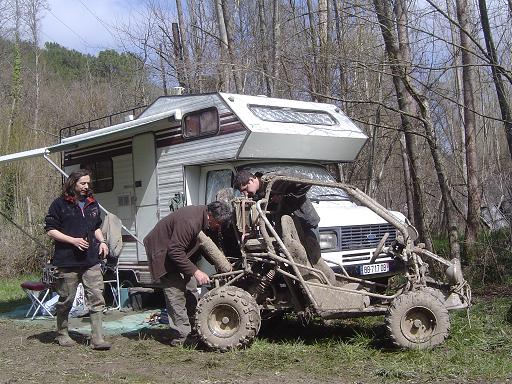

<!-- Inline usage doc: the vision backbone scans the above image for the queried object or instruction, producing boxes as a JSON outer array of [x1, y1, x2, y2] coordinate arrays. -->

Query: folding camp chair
[[20, 281, 55, 319], [102, 260, 121, 310]]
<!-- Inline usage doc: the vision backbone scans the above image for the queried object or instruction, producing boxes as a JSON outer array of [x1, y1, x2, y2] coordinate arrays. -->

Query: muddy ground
[[0, 297, 509, 384], [0, 312, 351, 384]]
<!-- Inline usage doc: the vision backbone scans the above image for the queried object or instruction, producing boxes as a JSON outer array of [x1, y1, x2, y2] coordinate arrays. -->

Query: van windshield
[[237, 163, 349, 201]]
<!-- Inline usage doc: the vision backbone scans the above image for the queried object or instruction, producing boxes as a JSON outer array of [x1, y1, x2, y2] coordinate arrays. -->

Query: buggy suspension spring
[[256, 269, 277, 296]]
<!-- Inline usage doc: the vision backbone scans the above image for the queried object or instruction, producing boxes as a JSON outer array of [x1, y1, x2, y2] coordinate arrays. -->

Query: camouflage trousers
[[54, 263, 105, 317], [161, 271, 198, 341]]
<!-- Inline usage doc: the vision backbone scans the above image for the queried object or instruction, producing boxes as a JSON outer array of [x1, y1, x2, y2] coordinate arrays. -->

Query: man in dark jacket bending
[[143, 201, 231, 346]]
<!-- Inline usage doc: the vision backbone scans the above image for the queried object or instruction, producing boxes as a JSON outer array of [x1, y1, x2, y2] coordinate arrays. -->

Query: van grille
[[340, 223, 397, 251]]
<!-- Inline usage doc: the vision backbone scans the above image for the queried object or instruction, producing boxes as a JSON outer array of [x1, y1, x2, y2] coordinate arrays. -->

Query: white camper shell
[[0, 93, 402, 284]]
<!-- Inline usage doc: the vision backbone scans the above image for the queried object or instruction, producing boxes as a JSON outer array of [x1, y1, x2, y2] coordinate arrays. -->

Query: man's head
[[233, 170, 260, 197], [206, 201, 232, 231], [63, 169, 93, 198]]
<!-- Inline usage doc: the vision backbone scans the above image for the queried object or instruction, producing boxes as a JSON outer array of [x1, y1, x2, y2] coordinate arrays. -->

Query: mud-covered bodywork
[[195, 175, 471, 351]]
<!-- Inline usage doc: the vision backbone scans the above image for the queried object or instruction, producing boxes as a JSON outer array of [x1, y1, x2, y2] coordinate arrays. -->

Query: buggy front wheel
[[385, 290, 450, 350], [195, 286, 261, 352]]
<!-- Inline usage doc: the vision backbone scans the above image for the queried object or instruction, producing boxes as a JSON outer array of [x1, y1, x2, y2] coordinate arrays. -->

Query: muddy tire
[[195, 286, 261, 352], [385, 290, 450, 350], [422, 286, 447, 304]]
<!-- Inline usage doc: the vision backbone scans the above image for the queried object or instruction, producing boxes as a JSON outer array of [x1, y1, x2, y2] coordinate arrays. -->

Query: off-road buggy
[[195, 175, 471, 351]]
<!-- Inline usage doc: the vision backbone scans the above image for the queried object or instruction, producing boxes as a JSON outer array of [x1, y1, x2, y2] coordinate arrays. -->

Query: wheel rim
[[400, 306, 437, 343], [207, 304, 241, 338]]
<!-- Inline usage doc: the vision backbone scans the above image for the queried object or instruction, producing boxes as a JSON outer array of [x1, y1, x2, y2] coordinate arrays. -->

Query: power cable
[[76, 0, 118, 42], [46, 8, 108, 51]]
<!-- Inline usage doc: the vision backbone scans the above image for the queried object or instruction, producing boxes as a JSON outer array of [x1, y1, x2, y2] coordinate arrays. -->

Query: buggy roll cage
[[210, 175, 470, 316]]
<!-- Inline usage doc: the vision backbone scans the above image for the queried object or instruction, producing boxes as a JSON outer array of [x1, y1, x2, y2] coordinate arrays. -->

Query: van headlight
[[319, 231, 337, 250]]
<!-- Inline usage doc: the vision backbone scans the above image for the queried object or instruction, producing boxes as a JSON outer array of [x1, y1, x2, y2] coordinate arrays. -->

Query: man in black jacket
[[45, 169, 111, 350], [233, 170, 320, 235], [233, 170, 325, 274]]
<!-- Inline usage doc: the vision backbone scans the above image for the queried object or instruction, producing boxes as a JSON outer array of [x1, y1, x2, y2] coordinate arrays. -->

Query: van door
[[132, 133, 158, 261], [196, 164, 235, 276]]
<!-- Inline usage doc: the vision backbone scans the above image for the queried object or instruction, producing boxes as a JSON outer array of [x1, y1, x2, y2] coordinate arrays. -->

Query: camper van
[[0, 93, 405, 285]]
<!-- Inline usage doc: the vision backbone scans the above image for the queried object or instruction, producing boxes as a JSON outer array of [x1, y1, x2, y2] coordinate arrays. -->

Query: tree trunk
[[396, 0, 460, 257], [306, 0, 319, 100], [175, 0, 191, 92], [373, 0, 433, 250], [478, 0, 512, 160], [187, 0, 203, 92], [271, 0, 280, 97], [257, 0, 272, 95], [221, 0, 242, 93], [399, 134, 415, 224], [25, 0, 44, 146], [159, 44, 168, 95], [455, 0, 481, 250], [5, 0, 22, 151], [214, 0, 230, 91], [318, 0, 329, 101]]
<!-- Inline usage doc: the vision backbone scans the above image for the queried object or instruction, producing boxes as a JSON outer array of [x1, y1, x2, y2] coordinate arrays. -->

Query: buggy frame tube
[[255, 199, 321, 308]]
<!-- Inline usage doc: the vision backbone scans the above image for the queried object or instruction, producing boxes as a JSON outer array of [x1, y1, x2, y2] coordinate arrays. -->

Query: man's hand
[[73, 237, 89, 251], [193, 269, 210, 285], [99, 242, 109, 258]]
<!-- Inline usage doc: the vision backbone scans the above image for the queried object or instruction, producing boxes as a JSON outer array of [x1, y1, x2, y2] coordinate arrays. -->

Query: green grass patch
[[0, 274, 38, 313], [215, 297, 512, 383]]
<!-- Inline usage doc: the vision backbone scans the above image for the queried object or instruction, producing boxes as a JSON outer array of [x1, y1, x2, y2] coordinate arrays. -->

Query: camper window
[[248, 105, 336, 126], [183, 107, 219, 138], [80, 158, 114, 193]]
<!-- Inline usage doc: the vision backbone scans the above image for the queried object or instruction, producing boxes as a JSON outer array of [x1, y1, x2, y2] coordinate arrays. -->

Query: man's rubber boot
[[56, 313, 76, 347], [90, 312, 111, 350]]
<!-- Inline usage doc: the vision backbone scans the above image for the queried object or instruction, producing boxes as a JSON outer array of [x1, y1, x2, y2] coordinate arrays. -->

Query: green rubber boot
[[90, 312, 111, 350], [56, 313, 76, 347]]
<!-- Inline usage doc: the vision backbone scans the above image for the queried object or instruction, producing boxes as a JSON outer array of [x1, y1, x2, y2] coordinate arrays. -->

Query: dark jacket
[[143, 205, 209, 280], [44, 195, 102, 268], [256, 178, 320, 229]]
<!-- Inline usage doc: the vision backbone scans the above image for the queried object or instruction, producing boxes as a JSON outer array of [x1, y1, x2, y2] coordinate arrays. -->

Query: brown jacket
[[143, 205, 209, 280]]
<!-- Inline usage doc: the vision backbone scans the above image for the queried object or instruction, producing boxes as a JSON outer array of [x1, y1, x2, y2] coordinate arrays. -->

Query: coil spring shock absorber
[[255, 269, 276, 302]]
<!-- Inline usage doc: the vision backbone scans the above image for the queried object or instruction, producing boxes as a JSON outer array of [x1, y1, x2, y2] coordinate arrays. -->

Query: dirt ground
[[0, 314, 349, 384], [0, 297, 508, 384]]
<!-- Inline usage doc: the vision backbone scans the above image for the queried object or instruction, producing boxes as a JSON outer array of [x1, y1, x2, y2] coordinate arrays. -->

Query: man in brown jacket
[[143, 201, 231, 346]]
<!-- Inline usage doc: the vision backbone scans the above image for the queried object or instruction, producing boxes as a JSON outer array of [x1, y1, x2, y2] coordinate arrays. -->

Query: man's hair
[[207, 201, 232, 223], [233, 170, 254, 191], [62, 169, 93, 197]]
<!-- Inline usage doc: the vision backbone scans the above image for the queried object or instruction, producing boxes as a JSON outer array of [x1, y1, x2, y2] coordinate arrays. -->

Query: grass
[[0, 273, 38, 313], [1, 276, 511, 383], [219, 297, 512, 383]]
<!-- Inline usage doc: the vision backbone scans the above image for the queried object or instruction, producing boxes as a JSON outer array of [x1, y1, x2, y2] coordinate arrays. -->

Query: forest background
[[0, 0, 510, 287]]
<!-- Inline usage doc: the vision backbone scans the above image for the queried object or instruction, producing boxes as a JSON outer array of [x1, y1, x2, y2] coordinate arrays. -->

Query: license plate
[[361, 262, 389, 275]]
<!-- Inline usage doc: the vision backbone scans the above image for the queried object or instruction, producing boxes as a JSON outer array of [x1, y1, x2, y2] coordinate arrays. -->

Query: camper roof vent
[[170, 86, 185, 95]]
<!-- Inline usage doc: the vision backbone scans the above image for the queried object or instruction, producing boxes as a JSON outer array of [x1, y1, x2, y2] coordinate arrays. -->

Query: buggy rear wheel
[[385, 290, 450, 350], [195, 286, 261, 352]]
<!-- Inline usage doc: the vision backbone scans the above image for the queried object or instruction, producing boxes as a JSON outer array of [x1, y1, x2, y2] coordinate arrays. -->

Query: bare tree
[[175, 0, 191, 91], [477, 0, 512, 160], [5, 0, 22, 151], [271, 0, 280, 96], [214, 0, 230, 90], [372, 0, 433, 250], [257, 0, 271, 95], [221, 0, 242, 92], [22, 0, 47, 146], [455, 0, 481, 250]]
